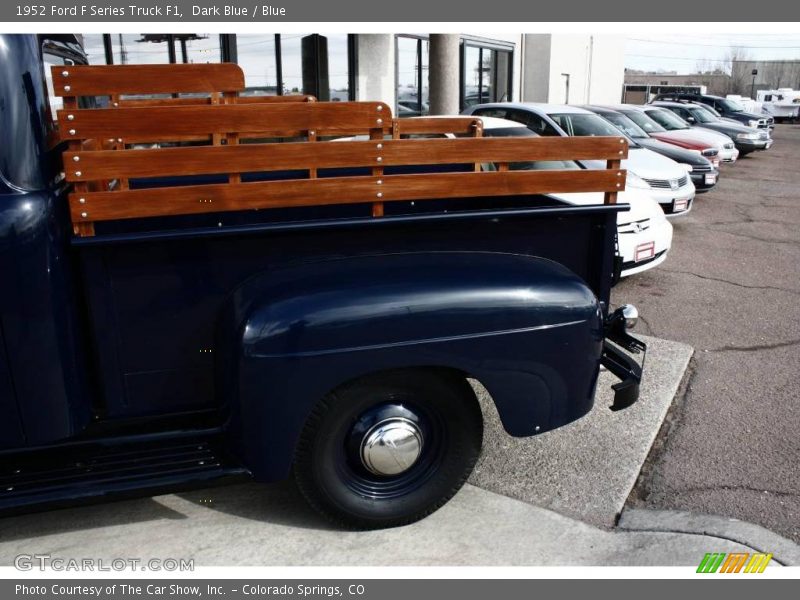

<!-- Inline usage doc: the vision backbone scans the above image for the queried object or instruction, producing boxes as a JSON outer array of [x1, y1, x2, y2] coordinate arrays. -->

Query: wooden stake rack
[[52, 64, 628, 237]]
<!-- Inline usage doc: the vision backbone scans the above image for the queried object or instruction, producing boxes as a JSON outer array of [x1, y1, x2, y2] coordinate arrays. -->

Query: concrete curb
[[618, 507, 800, 566]]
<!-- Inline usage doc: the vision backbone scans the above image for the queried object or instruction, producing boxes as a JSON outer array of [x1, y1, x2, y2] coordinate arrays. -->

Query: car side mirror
[[686, 116, 695, 124]]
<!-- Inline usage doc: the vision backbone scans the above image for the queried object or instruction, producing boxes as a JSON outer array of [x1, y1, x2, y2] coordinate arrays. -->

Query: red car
[[607, 105, 737, 165]]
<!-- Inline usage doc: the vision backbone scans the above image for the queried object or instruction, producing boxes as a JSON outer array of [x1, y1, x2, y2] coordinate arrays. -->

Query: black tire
[[293, 370, 483, 529]]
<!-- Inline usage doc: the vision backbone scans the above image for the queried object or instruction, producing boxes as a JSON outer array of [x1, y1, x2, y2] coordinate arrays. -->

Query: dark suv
[[651, 92, 774, 129]]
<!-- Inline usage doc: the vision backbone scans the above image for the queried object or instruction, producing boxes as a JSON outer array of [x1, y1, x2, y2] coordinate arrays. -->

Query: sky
[[625, 34, 800, 73]]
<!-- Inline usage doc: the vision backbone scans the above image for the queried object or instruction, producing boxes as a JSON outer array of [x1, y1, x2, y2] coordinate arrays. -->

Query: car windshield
[[719, 98, 745, 112], [624, 110, 667, 133], [600, 112, 648, 139], [481, 127, 581, 171], [645, 108, 690, 130], [508, 160, 582, 171], [687, 106, 717, 123], [548, 113, 621, 137], [481, 127, 537, 138]]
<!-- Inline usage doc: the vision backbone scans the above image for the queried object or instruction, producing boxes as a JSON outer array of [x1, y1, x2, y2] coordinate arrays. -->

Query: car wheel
[[293, 370, 483, 529]]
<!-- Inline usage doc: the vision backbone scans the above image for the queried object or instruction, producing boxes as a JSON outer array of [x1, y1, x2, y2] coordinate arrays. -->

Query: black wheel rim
[[337, 399, 447, 500]]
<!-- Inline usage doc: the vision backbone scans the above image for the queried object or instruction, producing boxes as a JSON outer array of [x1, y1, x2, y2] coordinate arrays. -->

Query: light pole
[[561, 73, 570, 104], [751, 68, 758, 99]]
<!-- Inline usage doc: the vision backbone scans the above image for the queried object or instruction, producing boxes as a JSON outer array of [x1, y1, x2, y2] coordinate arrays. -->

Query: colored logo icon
[[697, 552, 773, 573]]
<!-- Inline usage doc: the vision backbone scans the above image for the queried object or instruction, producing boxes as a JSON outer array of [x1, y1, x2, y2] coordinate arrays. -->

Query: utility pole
[[561, 73, 570, 104], [751, 68, 758, 99]]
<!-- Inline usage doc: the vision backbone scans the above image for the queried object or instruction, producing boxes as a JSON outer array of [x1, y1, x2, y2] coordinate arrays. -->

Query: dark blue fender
[[221, 251, 604, 481]]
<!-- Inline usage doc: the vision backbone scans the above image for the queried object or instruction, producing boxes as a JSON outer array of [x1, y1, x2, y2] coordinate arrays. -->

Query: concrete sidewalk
[[0, 481, 786, 566]]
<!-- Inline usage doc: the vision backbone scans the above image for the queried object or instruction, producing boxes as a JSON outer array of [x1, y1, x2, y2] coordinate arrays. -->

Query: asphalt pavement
[[615, 124, 800, 543]]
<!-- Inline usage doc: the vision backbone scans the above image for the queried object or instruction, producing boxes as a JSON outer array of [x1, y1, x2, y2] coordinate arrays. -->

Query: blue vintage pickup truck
[[0, 34, 644, 529]]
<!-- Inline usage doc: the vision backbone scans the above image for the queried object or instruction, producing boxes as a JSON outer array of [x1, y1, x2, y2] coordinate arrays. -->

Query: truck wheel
[[293, 370, 483, 529]]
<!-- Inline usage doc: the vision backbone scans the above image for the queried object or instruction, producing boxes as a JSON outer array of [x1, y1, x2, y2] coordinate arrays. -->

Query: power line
[[627, 53, 800, 64], [627, 37, 800, 49]]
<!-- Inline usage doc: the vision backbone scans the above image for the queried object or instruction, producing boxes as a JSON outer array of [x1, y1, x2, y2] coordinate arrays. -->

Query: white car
[[553, 189, 673, 277], [464, 103, 696, 217], [398, 116, 674, 277]]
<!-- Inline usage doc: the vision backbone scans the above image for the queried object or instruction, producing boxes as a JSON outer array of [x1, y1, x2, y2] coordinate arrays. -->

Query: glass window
[[462, 46, 482, 108], [327, 34, 350, 102], [624, 110, 667, 133], [237, 34, 352, 100], [86, 34, 352, 101], [644, 108, 690, 131], [105, 34, 220, 65], [181, 35, 221, 64], [280, 34, 306, 95], [237, 35, 279, 95], [600, 112, 648, 139], [110, 34, 171, 64], [82, 34, 107, 65], [420, 39, 429, 111], [396, 36, 429, 117], [461, 44, 512, 109], [494, 51, 511, 103], [548, 113, 620, 137], [473, 108, 509, 119], [719, 98, 745, 112], [508, 109, 560, 136]]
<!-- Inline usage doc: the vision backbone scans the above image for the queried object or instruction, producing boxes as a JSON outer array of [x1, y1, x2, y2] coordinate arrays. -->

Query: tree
[[725, 46, 754, 96]]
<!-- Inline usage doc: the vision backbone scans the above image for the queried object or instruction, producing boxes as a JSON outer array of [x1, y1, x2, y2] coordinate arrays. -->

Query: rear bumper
[[601, 307, 647, 411]]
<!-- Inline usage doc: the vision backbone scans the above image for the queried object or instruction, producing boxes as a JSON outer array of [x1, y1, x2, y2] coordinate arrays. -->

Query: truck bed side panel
[[77, 205, 616, 421]]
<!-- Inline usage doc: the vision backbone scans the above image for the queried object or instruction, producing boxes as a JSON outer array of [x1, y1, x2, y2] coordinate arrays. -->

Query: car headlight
[[679, 163, 693, 173], [626, 172, 649, 189], [737, 132, 760, 140], [748, 120, 760, 127]]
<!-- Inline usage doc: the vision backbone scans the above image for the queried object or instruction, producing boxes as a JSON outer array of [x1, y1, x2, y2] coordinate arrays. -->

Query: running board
[[0, 434, 250, 515]]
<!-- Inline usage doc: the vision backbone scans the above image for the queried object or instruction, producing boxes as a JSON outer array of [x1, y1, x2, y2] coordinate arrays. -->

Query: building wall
[[586, 36, 626, 103], [522, 34, 551, 102], [624, 73, 730, 96], [522, 34, 625, 104]]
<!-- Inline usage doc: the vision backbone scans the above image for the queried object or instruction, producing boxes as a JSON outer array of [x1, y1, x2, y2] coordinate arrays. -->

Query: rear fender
[[219, 252, 603, 480]]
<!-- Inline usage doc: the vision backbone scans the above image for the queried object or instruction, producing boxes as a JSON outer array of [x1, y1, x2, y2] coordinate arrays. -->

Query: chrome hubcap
[[360, 417, 424, 476]]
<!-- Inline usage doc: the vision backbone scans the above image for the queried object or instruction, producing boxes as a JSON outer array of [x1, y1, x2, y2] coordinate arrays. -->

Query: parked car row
[[459, 98, 776, 278]]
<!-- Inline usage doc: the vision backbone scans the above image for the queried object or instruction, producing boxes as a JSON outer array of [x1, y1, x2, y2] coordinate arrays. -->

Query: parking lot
[[616, 123, 800, 543]]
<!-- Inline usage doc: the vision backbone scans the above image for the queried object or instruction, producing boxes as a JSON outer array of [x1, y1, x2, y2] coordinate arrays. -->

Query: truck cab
[[0, 34, 644, 528]]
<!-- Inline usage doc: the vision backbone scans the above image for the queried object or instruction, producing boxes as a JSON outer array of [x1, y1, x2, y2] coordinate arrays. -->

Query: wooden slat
[[236, 95, 316, 104], [604, 159, 623, 205], [115, 94, 317, 108], [56, 102, 391, 141], [393, 117, 484, 137], [51, 64, 245, 97], [69, 170, 624, 223], [64, 137, 629, 182]]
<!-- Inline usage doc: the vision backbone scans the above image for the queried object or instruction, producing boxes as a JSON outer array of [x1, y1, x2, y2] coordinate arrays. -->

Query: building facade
[[80, 33, 625, 115]]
